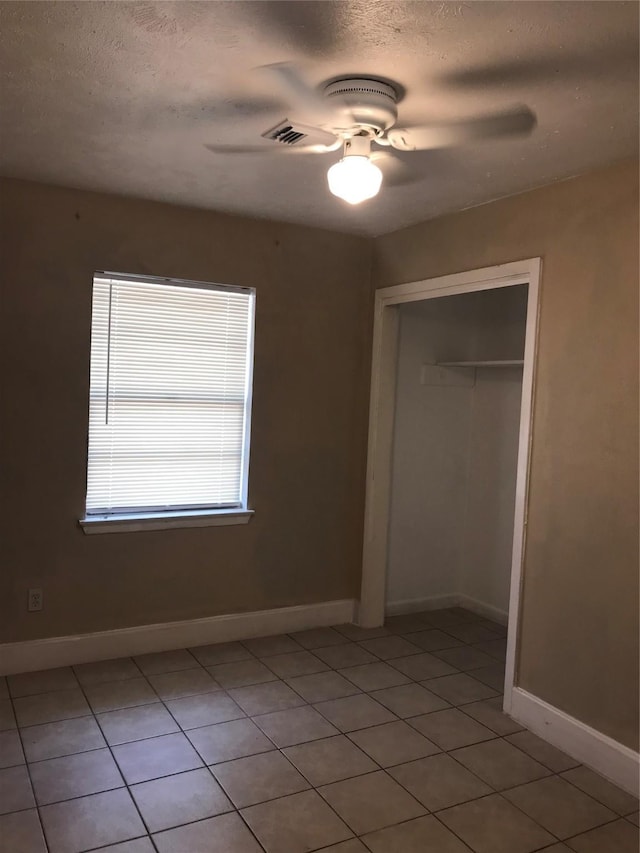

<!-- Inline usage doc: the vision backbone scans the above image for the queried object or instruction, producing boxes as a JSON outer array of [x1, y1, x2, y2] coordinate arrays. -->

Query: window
[[81, 273, 255, 533]]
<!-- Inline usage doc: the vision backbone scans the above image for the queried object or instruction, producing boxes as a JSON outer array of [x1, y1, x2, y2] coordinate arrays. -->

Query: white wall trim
[[456, 595, 509, 626], [503, 260, 542, 712], [80, 508, 254, 535], [386, 593, 508, 626], [0, 599, 357, 676], [385, 594, 460, 616], [510, 687, 640, 797]]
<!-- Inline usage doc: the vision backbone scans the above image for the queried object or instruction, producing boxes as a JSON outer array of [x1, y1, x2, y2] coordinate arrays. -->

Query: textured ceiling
[[0, 1, 638, 236]]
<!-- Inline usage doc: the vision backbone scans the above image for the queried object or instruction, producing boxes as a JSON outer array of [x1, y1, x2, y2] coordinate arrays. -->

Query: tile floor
[[0, 607, 637, 853]]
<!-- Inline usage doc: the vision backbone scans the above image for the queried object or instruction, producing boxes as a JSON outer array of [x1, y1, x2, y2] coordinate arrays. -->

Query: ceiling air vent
[[262, 120, 308, 145], [261, 119, 337, 148]]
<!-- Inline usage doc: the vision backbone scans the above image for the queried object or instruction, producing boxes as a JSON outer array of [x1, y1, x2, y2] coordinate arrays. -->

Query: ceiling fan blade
[[370, 151, 421, 187], [204, 142, 339, 155], [206, 96, 286, 120], [440, 40, 639, 90], [259, 63, 350, 126], [387, 107, 536, 152], [152, 96, 286, 127], [244, 1, 344, 54]]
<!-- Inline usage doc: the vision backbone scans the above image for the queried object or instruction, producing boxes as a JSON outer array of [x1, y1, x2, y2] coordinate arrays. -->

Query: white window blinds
[[85, 274, 255, 516]]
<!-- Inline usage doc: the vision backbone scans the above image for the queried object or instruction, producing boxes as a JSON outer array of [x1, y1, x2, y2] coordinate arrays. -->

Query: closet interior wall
[[386, 285, 527, 619]]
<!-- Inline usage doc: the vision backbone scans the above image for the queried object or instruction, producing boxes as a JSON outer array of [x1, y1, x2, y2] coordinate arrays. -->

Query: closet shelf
[[437, 359, 524, 367]]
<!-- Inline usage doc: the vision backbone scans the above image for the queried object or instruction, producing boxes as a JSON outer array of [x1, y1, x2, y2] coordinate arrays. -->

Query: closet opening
[[360, 259, 541, 711]]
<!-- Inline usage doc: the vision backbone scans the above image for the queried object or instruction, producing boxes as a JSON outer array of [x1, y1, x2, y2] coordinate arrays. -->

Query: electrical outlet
[[28, 588, 43, 612]]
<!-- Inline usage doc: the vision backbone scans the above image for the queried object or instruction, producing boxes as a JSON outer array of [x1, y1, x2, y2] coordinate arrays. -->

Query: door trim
[[359, 258, 542, 712]]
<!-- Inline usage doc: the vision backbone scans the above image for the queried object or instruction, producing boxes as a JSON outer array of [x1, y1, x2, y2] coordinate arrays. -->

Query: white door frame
[[359, 258, 542, 712]]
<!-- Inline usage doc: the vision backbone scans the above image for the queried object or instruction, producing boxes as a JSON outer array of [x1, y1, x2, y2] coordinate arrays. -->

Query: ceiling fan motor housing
[[324, 78, 398, 135]]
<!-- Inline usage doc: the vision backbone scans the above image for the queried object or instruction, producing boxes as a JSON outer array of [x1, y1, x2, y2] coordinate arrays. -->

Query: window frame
[[79, 271, 256, 534]]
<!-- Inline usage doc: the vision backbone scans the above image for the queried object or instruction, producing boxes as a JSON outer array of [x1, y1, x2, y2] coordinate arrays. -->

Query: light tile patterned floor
[[0, 607, 637, 853]]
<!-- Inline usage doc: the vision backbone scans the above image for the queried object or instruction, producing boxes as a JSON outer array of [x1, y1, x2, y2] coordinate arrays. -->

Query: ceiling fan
[[205, 64, 537, 205]]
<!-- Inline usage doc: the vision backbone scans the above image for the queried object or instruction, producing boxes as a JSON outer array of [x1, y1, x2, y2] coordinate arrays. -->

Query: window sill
[[79, 508, 254, 535]]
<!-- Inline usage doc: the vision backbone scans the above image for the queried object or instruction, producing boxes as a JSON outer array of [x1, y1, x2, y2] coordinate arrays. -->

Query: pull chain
[[105, 283, 113, 425]]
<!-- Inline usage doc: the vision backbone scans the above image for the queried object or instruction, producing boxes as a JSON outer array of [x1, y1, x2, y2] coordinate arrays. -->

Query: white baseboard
[[457, 595, 509, 626], [510, 687, 640, 797], [0, 599, 357, 676], [385, 594, 459, 616], [386, 593, 508, 626]]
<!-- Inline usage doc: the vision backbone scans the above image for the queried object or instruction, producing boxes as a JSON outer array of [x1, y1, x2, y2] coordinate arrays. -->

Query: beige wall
[[0, 178, 372, 643], [374, 158, 639, 750]]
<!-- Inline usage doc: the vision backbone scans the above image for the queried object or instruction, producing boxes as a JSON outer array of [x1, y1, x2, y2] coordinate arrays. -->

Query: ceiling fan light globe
[[327, 156, 383, 205]]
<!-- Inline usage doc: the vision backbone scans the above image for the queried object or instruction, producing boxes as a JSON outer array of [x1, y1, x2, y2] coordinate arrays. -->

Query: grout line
[[73, 676, 163, 853], [487, 784, 623, 843], [72, 654, 146, 686], [70, 834, 155, 853], [171, 711, 276, 852], [7, 687, 52, 853], [429, 797, 527, 852], [558, 771, 638, 816], [235, 809, 270, 852]]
